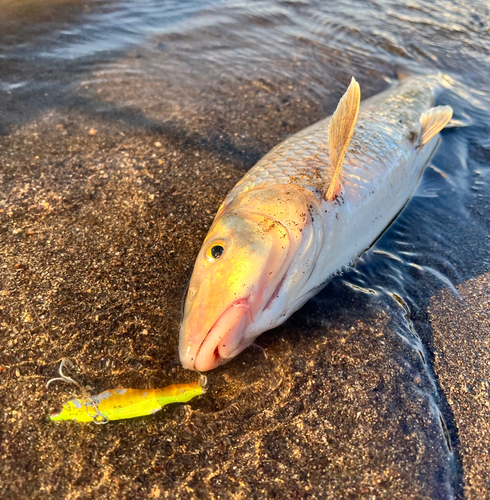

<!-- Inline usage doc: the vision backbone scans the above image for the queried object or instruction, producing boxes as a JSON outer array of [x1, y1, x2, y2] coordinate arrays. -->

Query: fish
[[179, 74, 453, 371]]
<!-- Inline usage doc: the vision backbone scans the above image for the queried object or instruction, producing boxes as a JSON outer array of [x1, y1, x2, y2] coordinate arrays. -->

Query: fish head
[[179, 185, 314, 371]]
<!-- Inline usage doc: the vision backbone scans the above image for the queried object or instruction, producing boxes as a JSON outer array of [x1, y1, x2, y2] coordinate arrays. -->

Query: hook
[[85, 399, 109, 425], [46, 359, 109, 424], [46, 359, 84, 391]]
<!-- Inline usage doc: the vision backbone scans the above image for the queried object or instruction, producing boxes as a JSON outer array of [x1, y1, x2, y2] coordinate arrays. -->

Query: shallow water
[[1, 0, 489, 498]]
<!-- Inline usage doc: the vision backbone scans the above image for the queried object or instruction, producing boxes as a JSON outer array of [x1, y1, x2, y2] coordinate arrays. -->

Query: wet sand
[[430, 274, 490, 499], [1, 96, 488, 498]]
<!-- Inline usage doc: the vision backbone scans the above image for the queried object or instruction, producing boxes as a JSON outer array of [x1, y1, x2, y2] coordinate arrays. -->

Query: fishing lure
[[47, 359, 206, 424]]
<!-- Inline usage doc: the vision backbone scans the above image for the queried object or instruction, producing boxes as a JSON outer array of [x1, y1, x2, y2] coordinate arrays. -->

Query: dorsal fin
[[418, 105, 453, 147], [325, 77, 361, 202]]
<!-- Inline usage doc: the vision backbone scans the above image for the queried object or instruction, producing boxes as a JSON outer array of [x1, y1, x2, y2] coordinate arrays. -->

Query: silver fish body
[[179, 75, 452, 371]]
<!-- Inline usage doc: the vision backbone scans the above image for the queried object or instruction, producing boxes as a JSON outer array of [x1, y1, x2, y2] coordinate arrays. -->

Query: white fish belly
[[314, 135, 439, 286]]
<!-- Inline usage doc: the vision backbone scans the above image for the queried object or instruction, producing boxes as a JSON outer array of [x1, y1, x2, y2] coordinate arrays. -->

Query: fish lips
[[180, 299, 253, 372]]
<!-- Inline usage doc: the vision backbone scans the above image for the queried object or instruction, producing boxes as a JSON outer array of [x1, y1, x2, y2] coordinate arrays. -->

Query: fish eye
[[205, 242, 225, 261], [210, 245, 224, 259]]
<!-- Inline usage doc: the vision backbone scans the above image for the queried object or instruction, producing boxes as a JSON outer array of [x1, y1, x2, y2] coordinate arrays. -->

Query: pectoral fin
[[325, 77, 361, 202], [418, 105, 453, 147]]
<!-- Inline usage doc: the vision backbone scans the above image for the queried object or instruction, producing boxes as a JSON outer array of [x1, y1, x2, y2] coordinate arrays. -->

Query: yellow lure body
[[50, 381, 204, 423]]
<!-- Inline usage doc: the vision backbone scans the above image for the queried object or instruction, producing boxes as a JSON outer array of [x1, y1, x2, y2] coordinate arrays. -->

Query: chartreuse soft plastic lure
[[47, 360, 206, 424]]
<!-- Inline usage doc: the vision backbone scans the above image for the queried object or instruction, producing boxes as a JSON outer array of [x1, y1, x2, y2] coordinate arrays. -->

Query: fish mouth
[[186, 299, 253, 372]]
